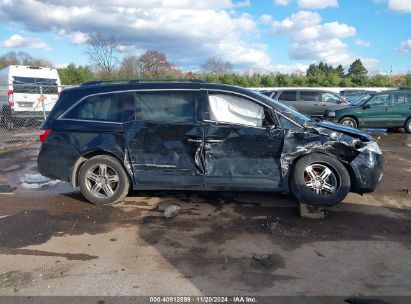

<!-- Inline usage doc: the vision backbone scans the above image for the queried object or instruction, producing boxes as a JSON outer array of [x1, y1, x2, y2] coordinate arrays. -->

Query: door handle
[[186, 138, 202, 143], [206, 139, 223, 143]]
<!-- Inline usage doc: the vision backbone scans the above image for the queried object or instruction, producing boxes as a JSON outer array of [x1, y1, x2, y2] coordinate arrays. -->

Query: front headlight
[[361, 141, 382, 154], [328, 111, 336, 117]]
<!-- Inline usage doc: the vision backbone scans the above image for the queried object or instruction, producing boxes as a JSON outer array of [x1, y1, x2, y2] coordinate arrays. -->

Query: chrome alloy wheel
[[341, 120, 355, 128], [304, 163, 338, 195], [85, 164, 120, 198]]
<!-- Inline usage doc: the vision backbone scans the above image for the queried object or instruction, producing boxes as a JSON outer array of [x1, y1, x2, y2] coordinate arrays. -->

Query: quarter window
[[65, 92, 125, 122], [208, 93, 265, 127], [135, 91, 195, 123]]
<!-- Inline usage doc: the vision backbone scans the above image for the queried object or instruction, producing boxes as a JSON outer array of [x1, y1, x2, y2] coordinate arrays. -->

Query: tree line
[[1, 33, 410, 88]]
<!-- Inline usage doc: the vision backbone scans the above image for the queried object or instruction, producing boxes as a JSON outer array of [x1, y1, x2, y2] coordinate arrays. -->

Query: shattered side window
[[135, 91, 195, 124], [208, 93, 265, 127]]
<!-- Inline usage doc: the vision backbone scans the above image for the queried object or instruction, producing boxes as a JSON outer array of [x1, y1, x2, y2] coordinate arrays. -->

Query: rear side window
[[135, 91, 195, 123], [279, 91, 297, 101], [64, 92, 125, 122], [299, 91, 319, 102], [407, 94, 411, 104], [393, 93, 406, 105]]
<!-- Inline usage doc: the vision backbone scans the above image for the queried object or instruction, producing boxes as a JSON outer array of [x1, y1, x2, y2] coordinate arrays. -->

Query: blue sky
[[0, 0, 410, 74]]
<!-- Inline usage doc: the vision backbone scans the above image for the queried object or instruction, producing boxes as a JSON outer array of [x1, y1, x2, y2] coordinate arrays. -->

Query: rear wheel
[[78, 155, 130, 205], [405, 118, 411, 134], [290, 153, 351, 206], [339, 117, 357, 129]]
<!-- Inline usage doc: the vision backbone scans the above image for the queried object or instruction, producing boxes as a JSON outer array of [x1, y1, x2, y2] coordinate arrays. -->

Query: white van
[[0, 65, 61, 127]]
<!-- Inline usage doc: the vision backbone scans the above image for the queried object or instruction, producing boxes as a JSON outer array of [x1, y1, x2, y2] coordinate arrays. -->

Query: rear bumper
[[349, 150, 384, 194]]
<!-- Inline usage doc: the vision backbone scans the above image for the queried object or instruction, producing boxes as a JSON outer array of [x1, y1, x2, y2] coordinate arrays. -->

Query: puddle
[[0, 184, 16, 193]]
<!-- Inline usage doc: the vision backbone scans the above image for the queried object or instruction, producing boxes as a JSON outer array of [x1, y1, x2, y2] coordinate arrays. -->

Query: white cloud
[[0, 34, 51, 50], [273, 0, 338, 9], [274, 0, 290, 6], [271, 63, 309, 73], [356, 39, 371, 47], [0, 0, 271, 70], [271, 11, 356, 65], [387, 0, 411, 12], [361, 58, 380, 69], [258, 14, 273, 24], [374, 0, 411, 12], [298, 0, 338, 9], [399, 39, 411, 53]]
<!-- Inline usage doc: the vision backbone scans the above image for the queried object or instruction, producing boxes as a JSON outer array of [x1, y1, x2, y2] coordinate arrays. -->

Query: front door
[[361, 93, 392, 128], [124, 90, 204, 188], [202, 91, 285, 190]]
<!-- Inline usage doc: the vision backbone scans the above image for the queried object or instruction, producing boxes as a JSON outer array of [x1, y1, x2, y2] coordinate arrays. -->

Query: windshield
[[351, 94, 373, 105], [253, 90, 311, 125]]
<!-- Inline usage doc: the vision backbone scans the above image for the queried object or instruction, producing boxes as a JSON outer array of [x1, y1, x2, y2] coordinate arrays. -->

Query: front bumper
[[349, 150, 384, 194]]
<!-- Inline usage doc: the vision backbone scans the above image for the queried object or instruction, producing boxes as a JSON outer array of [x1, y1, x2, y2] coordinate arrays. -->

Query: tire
[[405, 118, 411, 134], [290, 153, 351, 206], [339, 117, 357, 129], [78, 155, 130, 205]]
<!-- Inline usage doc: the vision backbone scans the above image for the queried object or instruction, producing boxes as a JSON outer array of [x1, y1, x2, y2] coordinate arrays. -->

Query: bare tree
[[119, 55, 139, 77], [136, 50, 175, 77], [86, 33, 119, 77], [202, 56, 233, 75], [0, 51, 54, 69]]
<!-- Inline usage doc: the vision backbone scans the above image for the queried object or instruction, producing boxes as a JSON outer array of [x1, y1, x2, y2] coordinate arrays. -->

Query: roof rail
[[80, 78, 206, 86]]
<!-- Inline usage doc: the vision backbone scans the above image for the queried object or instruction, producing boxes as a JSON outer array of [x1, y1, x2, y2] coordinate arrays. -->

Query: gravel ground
[[0, 132, 410, 299]]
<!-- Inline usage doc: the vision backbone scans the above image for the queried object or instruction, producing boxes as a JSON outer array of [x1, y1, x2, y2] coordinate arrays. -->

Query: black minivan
[[38, 80, 383, 206]]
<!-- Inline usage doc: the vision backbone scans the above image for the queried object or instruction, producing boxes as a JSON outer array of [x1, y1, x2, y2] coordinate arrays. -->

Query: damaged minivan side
[[37, 80, 383, 206]]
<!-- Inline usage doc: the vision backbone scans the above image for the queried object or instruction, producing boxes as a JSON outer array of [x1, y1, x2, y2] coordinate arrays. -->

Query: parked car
[[340, 89, 377, 103], [325, 90, 411, 133], [38, 80, 383, 206], [0, 65, 61, 128], [271, 89, 349, 117]]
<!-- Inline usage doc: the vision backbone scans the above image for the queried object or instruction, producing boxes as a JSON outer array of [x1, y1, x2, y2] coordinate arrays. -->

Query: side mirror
[[363, 104, 371, 109], [266, 124, 279, 132]]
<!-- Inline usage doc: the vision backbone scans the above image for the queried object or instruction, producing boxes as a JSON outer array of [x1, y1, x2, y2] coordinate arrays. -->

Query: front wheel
[[78, 155, 130, 205], [339, 117, 358, 129], [405, 118, 411, 134], [290, 153, 351, 206]]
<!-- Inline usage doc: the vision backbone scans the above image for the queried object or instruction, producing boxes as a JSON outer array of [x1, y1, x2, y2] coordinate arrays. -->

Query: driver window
[[207, 92, 267, 127], [322, 92, 340, 103], [368, 94, 390, 106]]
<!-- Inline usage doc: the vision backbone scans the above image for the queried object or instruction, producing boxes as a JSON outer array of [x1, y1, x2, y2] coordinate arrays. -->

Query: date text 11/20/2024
[[149, 296, 257, 303]]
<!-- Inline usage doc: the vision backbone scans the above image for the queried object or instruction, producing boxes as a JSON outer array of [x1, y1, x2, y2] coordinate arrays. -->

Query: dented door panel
[[124, 121, 204, 188], [203, 123, 285, 190]]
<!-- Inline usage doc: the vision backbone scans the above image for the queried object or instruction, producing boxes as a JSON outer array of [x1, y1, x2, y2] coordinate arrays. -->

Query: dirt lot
[[0, 132, 410, 298]]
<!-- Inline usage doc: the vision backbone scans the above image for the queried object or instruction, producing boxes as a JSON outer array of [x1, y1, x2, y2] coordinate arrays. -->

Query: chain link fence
[[0, 84, 75, 150]]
